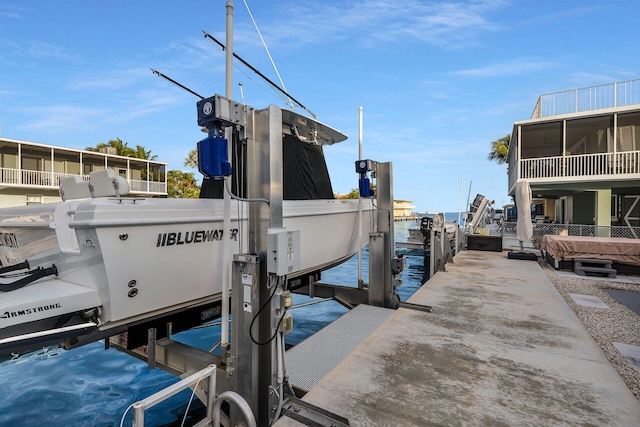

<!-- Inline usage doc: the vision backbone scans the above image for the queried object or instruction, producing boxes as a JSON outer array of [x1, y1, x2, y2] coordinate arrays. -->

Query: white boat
[[405, 214, 457, 247], [0, 105, 375, 354]]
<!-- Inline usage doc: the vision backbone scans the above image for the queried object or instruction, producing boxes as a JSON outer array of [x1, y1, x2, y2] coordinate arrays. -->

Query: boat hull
[[0, 197, 374, 351]]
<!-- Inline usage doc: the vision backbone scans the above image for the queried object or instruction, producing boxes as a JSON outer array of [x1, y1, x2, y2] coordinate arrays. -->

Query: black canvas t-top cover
[[200, 131, 335, 200]]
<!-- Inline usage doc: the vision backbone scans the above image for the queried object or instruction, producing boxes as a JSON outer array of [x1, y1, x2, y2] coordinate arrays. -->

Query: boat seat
[[89, 169, 130, 198], [59, 176, 92, 200]]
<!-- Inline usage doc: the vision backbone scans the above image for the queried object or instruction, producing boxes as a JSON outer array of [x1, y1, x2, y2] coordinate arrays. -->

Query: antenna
[[242, 0, 293, 109]]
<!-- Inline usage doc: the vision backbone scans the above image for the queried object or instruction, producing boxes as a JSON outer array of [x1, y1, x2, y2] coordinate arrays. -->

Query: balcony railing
[[0, 168, 167, 195], [520, 151, 640, 180], [531, 79, 640, 119]]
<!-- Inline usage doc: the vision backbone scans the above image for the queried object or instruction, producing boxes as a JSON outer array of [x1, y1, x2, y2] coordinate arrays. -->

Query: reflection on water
[[0, 344, 195, 426], [0, 222, 427, 426]]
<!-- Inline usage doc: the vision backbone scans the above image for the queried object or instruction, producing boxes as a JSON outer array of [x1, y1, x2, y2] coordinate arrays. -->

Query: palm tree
[[184, 148, 198, 168], [487, 134, 511, 165], [85, 138, 135, 157], [132, 145, 157, 161]]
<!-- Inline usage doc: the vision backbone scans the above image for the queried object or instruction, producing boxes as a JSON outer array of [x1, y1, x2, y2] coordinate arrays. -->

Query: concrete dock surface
[[276, 250, 640, 426]]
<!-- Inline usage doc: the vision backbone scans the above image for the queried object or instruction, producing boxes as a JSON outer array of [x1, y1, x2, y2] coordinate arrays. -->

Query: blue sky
[[1, 0, 639, 211]]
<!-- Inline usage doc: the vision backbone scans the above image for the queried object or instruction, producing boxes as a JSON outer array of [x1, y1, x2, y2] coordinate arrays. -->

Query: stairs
[[574, 258, 617, 278]]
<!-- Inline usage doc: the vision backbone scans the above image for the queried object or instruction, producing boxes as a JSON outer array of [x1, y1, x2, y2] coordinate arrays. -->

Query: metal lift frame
[[110, 101, 405, 426]]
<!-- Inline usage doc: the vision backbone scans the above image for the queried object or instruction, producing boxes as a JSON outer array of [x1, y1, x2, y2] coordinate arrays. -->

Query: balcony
[[519, 151, 640, 181], [0, 167, 167, 195], [531, 79, 640, 119]]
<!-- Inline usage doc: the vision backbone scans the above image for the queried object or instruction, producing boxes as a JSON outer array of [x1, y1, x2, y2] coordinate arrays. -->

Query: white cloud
[[448, 59, 554, 77], [238, 0, 507, 51], [67, 67, 150, 91], [115, 90, 188, 122], [4, 40, 79, 62], [18, 105, 105, 133], [15, 88, 185, 134], [0, 4, 26, 19]]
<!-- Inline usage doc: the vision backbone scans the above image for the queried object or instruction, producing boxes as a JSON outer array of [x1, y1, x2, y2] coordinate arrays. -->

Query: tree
[[487, 134, 511, 165], [85, 138, 157, 161], [167, 170, 200, 198], [184, 148, 198, 168], [338, 189, 360, 199], [85, 138, 135, 157], [132, 145, 157, 161]]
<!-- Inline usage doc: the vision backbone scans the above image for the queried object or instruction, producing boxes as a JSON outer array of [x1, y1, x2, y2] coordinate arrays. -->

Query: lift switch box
[[391, 255, 406, 275], [267, 228, 301, 276]]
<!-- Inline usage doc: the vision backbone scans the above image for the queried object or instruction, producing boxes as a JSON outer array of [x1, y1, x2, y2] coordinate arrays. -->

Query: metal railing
[[531, 79, 640, 119], [503, 222, 640, 248], [520, 151, 640, 180], [129, 179, 167, 194], [131, 364, 217, 426], [0, 167, 167, 195]]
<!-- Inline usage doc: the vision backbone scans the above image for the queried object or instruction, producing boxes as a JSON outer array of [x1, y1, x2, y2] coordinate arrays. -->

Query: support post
[[366, 162, 400, 308], [230, 254, 261, 417], [147, 328, 156, 370], [429, 228, 436, 278], [595, 189, 612, 237], [368, 232, 385, 306], [232, 104, 283, 426]]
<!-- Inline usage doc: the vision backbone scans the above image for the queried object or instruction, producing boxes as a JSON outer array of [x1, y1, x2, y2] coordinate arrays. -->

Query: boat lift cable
[[249, 275, 287, 346], [202, 31, 316, 119], [241, 0, 293, 109], [150, 69, 205, 100]]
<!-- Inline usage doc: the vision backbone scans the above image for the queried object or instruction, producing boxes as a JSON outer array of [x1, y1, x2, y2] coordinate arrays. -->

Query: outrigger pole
[[151, 34, 314, 120], [220, 0, 233, 362], [202, 30, 316, 118], [150, 69, 205, 99]]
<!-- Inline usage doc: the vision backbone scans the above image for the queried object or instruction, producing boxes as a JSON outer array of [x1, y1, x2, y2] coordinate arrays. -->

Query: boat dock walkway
[[276, 250, 640, 426]]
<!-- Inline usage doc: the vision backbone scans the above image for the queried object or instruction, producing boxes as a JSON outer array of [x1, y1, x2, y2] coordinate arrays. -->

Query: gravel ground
[[540, 261, 640, 401]]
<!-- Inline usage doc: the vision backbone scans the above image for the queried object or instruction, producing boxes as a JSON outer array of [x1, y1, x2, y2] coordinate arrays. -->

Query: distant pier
[[393, 214, 420, 222]]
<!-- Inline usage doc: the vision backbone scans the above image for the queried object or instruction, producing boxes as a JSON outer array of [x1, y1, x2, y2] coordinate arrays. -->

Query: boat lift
[[287, 159, 404, 310], [104, 95, 405, 426]]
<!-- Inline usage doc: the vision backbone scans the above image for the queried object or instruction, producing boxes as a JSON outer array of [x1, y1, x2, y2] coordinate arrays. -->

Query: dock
[[277, 250, 640, 426]]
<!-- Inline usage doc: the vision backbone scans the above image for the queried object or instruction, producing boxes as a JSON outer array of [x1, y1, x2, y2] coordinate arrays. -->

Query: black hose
[[0, 260, 30, 275], [0, 265, 58, 292]]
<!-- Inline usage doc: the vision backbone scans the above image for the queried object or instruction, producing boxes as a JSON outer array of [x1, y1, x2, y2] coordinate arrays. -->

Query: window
[[569, 137, 586, 155], [520, 122, 562, 159], [617, 111, 640, 151], [566, 115, 613, 155], [26, 195, 43, 205], [607, 126, 636, 152]]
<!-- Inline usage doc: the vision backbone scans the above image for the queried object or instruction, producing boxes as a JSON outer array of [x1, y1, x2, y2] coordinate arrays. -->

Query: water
[[0, 221, 428, 426]]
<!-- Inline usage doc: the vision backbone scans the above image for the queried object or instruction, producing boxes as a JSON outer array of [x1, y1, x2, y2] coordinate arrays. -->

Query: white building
[[0, 137, 168, 207], [507, 79, 640, 235], [393, 199, 417, 219]]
